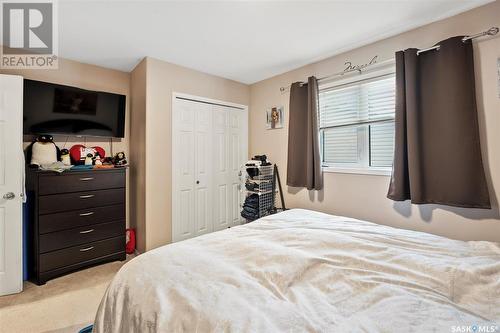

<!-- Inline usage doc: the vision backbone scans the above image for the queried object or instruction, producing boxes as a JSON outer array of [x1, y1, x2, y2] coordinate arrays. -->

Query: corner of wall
[[130, 58, 148, 252]]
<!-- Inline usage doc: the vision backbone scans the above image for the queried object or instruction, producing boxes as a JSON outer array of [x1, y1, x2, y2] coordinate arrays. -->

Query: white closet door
[[172, 99, 212, 242], [0, 75, 23, 296], [172, 99, 195, 241], [213, 105, 248, 230], [228, 109, 247, 227], [173, 96, 247, 242], [193, 102, 213, 236], [212, 106, 230, 231]]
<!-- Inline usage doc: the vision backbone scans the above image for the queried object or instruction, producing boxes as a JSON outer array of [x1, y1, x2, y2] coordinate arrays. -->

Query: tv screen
[[23, 79, 126, 138]]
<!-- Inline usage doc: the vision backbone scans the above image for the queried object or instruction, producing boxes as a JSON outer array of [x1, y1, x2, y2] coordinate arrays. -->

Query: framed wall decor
[[266, 106, 284, 129]]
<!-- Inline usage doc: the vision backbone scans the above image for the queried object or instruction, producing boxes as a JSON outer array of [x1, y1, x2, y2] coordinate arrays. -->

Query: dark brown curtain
[[388, 36, 490, 208], [287, 76, 323, 190]]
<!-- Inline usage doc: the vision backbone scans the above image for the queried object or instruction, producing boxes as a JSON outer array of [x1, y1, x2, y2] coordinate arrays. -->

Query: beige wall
[[1, 58, 131, 226], [129, 59, 147, 251], [131, 57, 250, 251], [249, 1, 500, 242]]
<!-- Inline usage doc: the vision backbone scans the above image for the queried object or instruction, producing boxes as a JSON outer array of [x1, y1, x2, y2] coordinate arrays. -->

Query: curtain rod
[[417, 26, 499, 55], [279, 58, 395, 93], [280, 26, 499, 93]]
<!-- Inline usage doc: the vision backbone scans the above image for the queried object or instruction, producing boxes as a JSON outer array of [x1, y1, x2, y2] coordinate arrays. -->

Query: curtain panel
[[287, 76, 323, 190], [387, 36, 490, 208]]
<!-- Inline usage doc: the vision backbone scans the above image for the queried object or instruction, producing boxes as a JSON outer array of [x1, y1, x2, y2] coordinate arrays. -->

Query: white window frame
[[318, 67, 396, 177]]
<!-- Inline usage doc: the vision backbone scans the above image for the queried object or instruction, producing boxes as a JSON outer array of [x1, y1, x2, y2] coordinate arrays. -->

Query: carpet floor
[[0, 256, 132, 333]]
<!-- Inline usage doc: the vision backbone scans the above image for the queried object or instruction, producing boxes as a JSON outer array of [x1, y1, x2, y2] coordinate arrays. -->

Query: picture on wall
[[266, 106, 284, 129]]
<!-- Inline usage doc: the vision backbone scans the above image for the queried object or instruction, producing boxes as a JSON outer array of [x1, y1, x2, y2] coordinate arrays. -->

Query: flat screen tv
[[23, 79, 126, 138]]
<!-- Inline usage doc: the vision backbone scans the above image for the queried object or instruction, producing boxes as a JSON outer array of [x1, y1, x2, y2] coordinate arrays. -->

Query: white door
[[172, 99, 213, 242], [212, 106, 230, 231], [172, 96, 247, 242], [172, 99, 195, 241], [0, 75, 23, 296], [228, 109, 247, 227], [213, 105, 247, 230], [193, 102, 213, 236]]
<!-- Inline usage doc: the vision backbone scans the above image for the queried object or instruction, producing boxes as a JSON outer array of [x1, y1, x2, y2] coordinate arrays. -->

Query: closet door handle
[[79, 246, 94, 252], [196, 180, 200, 184], [79, 177, 94, 181], [79, 211, 94, 217], [79, 229, 94, 234], [79, 194, 95, 199]]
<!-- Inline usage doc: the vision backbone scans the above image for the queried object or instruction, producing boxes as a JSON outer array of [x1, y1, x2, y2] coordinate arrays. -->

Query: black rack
[[240, 163, 286, 222]]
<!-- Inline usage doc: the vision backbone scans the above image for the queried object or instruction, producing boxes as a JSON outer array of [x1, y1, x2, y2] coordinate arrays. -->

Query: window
[[318, 72, 396, 175]]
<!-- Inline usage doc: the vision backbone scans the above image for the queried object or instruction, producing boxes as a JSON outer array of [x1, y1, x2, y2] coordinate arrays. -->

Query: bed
[[94, 209, 500, 332]]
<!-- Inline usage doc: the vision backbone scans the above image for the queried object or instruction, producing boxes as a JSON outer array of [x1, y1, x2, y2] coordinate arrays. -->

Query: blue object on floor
[[78, 324, 93, 333]]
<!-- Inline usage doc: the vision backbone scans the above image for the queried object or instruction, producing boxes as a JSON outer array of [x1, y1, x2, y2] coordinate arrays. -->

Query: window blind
[[323, 127, 358, 164], [319, 74, 396, 169], [369, 122, 395, 167]]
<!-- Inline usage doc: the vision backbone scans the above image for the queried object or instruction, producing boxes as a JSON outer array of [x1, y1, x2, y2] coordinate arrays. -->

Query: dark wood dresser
[[26, 168, 126, 285]]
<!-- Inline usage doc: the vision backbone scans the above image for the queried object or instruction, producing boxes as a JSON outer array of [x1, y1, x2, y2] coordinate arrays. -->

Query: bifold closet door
[[172, 99, 213, 242], [173, 97, 248, 242], [213, 106, 230, 231], [213, 105, 247, 231], [228, 107, 247, 227], [0, 75, 23, 296]]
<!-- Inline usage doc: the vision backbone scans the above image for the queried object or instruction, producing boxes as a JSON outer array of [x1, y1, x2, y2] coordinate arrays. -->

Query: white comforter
[[94, 209, 500, 332]]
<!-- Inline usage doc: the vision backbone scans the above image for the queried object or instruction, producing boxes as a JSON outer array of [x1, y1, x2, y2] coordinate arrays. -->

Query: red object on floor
[[126, 228, 136, 254]]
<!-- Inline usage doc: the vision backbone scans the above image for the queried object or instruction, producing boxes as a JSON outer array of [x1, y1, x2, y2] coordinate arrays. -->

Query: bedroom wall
[[129, 59, 147, 252], [249, 1, 500, 241], [131, 57, 250, 251], [0, 58, 132, 227]]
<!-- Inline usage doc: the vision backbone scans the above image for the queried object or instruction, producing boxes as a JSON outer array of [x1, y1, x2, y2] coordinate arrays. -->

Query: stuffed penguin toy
[[60, 149, 71, 166], [93, 152, 103, 166], [28, 135, 59, 167], [84, 153, 94, 166]]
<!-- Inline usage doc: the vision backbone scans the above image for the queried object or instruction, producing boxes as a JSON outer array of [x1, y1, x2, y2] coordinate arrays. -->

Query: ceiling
[[58, 0, 492, 84]]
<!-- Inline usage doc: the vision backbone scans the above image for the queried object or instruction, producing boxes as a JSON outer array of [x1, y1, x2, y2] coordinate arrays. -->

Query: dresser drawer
[[39, 204, 125, 234], [40, 221, 125, 253], [39, 236, 125, 272], [39, 188, 125, 214], [38, 170, 125, 195]]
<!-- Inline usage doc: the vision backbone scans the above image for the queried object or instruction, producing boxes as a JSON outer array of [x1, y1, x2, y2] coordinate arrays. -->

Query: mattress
[[93, 209, 500, 332]]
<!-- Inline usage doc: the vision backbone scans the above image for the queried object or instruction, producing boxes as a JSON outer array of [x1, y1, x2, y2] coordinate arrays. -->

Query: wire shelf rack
[[240, 164, 276, 221]]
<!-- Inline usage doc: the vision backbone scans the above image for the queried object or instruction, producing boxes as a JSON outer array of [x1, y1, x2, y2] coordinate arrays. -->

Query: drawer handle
[[79, 246, 94, 252], [79, 194, 95, 199], [79, 212, 95, 217], [79, 229, 94, 234], [79, 177, 95, 181]]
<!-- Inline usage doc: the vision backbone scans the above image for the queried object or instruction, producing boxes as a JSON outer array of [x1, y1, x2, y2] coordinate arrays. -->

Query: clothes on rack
[[242, 204, 258, 215], [240, 161, 285, 222], [245, 181, 258, 191], [241, 209, 257, 221], [244, 193, 259, 205], [241, 194, 260, 220], [245, 155, 272, 179]]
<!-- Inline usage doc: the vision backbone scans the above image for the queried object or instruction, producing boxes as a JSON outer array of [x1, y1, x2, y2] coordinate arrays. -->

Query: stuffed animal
[[84, 153, 94, 166], [112, 152, 127, 166], [93, 152, 103, 166], [60, 149, 71, 166], [28, 135, 59, 167], [69, 144, 105, 165]]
